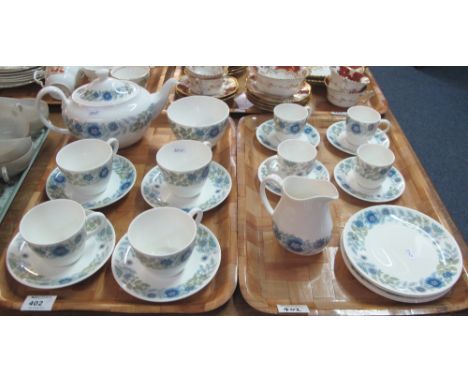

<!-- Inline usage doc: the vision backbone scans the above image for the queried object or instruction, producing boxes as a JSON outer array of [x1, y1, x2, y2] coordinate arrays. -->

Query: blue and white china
[[355, 144, 395, 189], [19, 200, 107, 267], [275, 139, 317, 176], [46, 155, 136, 210], [156, 139, 212, 198], [128, 207, 203, 277], [344, 105, 392, 147], [56, 138, 119, 196], [7, 210, 115, 289], [112, 224, 221, 302], [326, 120, 389, 155], [334, 157, 405, 203], [36, 70, 177, 148], [260, 175, 338, 255], [258, 155, 329, 196], [340, 234, 450, 303], [141, 161, 232, 212], [342, 205, 463, 298], [167, 96, 230, 146], [273, 103, 311, 141], [256, 119, 320, 152]]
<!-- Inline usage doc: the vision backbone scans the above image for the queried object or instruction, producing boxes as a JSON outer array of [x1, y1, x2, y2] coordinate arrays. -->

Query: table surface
[[0, 67, 466, 315]]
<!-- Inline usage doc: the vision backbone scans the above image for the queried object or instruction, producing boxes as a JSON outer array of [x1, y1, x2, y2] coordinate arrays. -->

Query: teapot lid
[[72, 69, 137, 106]]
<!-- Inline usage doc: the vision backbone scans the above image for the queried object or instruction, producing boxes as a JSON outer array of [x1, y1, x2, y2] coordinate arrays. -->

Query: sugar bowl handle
[[260, 174, 283, 216]]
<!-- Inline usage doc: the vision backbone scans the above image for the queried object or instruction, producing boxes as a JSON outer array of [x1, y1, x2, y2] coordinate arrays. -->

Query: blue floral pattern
[[135, 242, 196, 271], [29, 227, 85, 260], [273, 116, 306, 136], [169, 118, 228, 145], [60, 160, 112, 188], [76, 83, 134, 102], [273, 223, 331, 255], [159, 164, 210, 188]]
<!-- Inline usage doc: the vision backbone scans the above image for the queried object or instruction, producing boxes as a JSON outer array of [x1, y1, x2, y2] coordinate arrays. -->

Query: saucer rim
[[333, 157, 405, 203], [45, 155, 137, 210], [111, 225, 221, 303]]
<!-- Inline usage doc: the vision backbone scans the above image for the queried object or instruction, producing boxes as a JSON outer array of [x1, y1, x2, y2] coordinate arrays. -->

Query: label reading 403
[[21, 296, 57, 311]]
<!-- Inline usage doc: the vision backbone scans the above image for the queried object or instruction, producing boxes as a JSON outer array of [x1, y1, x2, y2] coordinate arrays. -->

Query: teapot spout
[[150, 77, 178, 118]]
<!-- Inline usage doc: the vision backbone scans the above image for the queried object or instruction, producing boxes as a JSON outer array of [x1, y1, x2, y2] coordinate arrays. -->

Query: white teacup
[[156, 139, 212, 198], [128, 207, 203, 277], [345, 105, 392, 147], [110, 66, 150, 87], [355, 144, 395, 189], [270, 139, 317, 176], [56, 138, 119, 196], [19, 199, 106, 267], [34, 66, 81, 98], [273, 103, 311, 141]]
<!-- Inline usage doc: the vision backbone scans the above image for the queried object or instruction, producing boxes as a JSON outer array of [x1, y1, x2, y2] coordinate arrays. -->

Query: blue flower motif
[[387, 168, 396, 176], [103, 91, 112, 101], [365, 211, 379, 225], [59, 277, 73, 284], [316, 165, 322, 170], [87, 125, 102, 137], [443, 271, 453, 278], [108, 122, 119, 131], [425, 277, 443, 288], [160, 258, 173, 267], [313, 237, 328, 249], [209, 126, 220, 138], [53, 245, 69, 257], [147, 292, 157, 298], [290, 123, 301, 134], [187, 173, 196, 182], [165, 288, 179, 298], [351, 123, 361, 134], [382, 208, 390, 215], [181, 250, 191, 262], [84, 174, 93, 182], [201, 166, 210, 178], [196, 129, 205, 137], [354, 219, 364, 228], [74, 234, 82, 244], [287, 238, 304, 252], [73, 123, 83, 133], [120, 181, 131, 191], [367, 123, 376, 132], [99, 167, 109, 178], [416, 286, 426, 292], [304, 127, 312, 134], [54, 173, 66, 183]]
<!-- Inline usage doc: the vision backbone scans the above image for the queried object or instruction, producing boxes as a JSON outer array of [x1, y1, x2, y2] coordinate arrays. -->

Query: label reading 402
[[21, 296, 57, 311]]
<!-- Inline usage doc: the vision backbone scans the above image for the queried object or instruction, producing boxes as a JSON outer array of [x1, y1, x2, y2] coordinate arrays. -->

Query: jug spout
[[150, 77, 178, 117], [282, 177, 339, 204]]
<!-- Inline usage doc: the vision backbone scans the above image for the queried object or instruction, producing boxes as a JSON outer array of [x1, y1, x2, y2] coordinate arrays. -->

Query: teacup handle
[[378, 119, 392, 133], [106, 137, 119, 154], [85, 212, 107, 236], [33, 69, 45, 87], [36, 86, 71, 135], [260, 174, 283, 215], [202, 141, 212, 149], [1, 167, 10, 183], [187, 207, 203, 225]]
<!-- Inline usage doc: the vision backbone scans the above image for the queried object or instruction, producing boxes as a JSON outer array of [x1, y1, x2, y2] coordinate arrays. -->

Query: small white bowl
[[1, 143, 34, 182], [110, 66, 150, 87], [0, 136, 32, 163]]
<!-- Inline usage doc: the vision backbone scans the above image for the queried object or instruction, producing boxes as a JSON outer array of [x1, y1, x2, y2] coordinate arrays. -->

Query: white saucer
[[6, 211, 115, 289], [326, 120, 390, 155], [141, 161, 232, 212], [334, 157, 405, 203], [46, 155, 136, 210], [111, 224, 221, 303], [255, 119, 320, 152], [258, 156, 330, 196]]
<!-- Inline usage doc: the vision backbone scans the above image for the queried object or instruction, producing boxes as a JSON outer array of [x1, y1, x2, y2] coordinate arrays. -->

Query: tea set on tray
[[1, 65, 463, 307]]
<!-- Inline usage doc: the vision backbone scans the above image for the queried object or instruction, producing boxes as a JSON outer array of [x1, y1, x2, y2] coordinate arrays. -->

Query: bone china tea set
[[0, 66, 464, 308]]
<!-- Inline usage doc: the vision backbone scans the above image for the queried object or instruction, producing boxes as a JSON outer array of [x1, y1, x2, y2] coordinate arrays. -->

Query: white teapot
[[35, 70, 177, 148]]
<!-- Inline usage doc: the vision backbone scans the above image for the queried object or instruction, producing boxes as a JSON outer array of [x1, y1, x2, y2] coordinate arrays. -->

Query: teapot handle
[[36, 86, 71, 135], [260, 174, 283, 216]]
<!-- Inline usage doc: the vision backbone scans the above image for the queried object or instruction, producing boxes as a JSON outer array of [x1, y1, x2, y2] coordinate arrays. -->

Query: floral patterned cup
[[269, 139, 317, 176], [19, 199, 106, 267], [56, 138, 119, 196], [128, 207, 203, 277], [355, 144, 395, 189], [156, 139, 212, 198], [345, 105, 392, 147], [273, 103, 311, 141]]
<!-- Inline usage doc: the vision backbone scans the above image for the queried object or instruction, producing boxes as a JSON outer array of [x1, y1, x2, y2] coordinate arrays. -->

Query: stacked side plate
[[341, 205, 463, 303], [0, 66, 44, 89]]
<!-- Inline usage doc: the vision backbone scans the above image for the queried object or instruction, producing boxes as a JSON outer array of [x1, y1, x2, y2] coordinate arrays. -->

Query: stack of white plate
[[0, 66, 44, 89], [341, 205, 463, 303]]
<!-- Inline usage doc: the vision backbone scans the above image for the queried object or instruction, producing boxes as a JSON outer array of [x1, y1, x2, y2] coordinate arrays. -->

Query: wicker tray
[[237, 114, 468, 315]]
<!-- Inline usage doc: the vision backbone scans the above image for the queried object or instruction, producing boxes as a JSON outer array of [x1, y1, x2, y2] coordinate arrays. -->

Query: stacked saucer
[[175, 75, 239, 102], [0, 66, 44, 89], [341, 205, 463, 303], [228, 66, 247, 77]]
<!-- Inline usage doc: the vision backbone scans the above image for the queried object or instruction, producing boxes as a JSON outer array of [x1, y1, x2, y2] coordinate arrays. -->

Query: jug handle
[[36, 86, 71, 135], [260, 174, 283, 216]]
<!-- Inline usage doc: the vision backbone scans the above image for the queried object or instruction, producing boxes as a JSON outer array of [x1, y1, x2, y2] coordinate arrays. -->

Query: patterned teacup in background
[[355, 144, 395, 189], [269, 139, 317, 176], [273, 103, 311, 141], [156, 139, 212, 198], [184, 66, 227, 96], [33, 66, 82, 98], [19, 199, 106, 267], [56, 138, 119, 196], [345, 105, 392, 147], [128, 206, 203, 277]]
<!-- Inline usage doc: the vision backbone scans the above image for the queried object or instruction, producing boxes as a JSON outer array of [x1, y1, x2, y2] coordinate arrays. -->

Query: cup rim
[[273, 103, 308, 122], [156, 140, 212, 173], [357, 143, 395, 167], [56, 139, 113, 173], [347, 105, 380, 124], [277, 139, 317, 163], [128, 207, 197, 258], [167, 95, 229, 127], [110, 66, 150, 81]]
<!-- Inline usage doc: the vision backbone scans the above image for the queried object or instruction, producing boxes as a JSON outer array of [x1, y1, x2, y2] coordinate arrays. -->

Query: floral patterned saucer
[[334, 157, 405, 203], [6, 211, 115, 289], [111, 224, 221, 303], [326, 120, 389, 155], [255, 119, 320, 152], [257, 155, 329, 196], [46, 155, 136, 210], [342, 205, 463, 298], [141, 161, 232, 212]]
